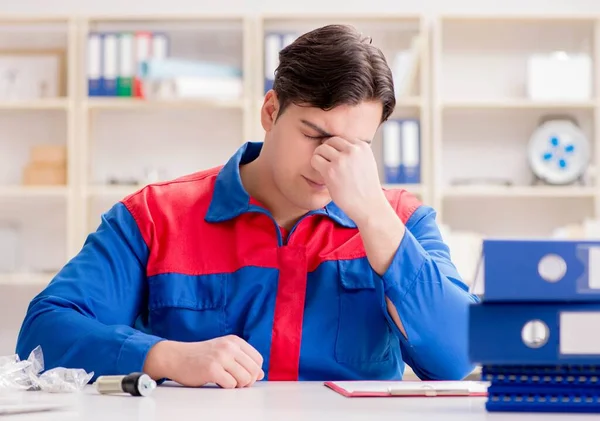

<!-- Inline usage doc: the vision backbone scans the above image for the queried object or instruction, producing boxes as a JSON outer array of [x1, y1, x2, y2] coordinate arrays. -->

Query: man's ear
[[261, 90, 279, 132]]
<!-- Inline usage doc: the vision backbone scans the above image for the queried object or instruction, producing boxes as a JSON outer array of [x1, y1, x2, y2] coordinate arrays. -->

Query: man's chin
[[302, 192, 332, 211]]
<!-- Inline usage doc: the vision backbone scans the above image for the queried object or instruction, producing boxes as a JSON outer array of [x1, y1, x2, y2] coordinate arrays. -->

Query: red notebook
[[324, 380, 489, 398]]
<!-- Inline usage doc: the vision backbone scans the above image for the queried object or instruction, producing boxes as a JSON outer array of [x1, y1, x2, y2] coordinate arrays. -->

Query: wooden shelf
[[85, 98, 246, 110], [443, 185, 597, 198], [85, 14, 247, 22], [396, 96, 423, 107], [0, 186, 69, 198], [0, 99, 70, 110], [260, 13, 423, 21], [86, 185, 143, 198], [441, 99, 596, 110], [0, 272, 54, 286], [384, 183, 423, 194]]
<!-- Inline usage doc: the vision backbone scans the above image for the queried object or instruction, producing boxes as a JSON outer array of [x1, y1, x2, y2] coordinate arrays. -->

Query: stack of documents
[[469, 239, 600, 413]]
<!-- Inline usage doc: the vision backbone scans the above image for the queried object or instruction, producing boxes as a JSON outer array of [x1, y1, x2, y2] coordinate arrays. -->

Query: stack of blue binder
[[469, 239, 600, 413]]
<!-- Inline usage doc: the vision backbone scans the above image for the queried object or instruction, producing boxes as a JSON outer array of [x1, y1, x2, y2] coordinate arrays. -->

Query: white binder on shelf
[[400, 119, 421, 184], [87, 32, 102, 96], [382, 119, 403, 184], [101, 33, 118, 96]]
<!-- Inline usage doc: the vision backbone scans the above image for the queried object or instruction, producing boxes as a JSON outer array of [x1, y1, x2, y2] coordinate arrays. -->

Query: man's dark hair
[[273, 24, 396, 123]]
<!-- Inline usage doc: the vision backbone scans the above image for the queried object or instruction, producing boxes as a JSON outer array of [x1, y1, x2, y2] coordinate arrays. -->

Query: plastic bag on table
[[0, 346, 93, 393]]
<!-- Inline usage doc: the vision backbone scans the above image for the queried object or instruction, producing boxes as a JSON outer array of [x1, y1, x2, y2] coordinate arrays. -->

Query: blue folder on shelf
[[476, 239, 600, 302]]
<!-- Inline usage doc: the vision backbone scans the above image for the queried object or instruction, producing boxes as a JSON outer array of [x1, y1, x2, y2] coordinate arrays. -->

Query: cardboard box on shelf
[[22, 163, 66, 186], [29, 145, 67, 166]]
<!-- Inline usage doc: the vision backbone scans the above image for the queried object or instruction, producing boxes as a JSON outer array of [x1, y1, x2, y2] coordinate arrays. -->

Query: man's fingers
[[228, 336, 264, 368], [311, 154, 329, 173], [235, 349, 263, 382], [223, 358, 253, 388], [213, 368, 238, 389], [314, 143, 339, 162], [324, 136, 353, 152]]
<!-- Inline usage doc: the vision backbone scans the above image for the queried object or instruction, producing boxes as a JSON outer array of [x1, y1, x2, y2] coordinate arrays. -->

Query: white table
[[1, 382, 597, 420]]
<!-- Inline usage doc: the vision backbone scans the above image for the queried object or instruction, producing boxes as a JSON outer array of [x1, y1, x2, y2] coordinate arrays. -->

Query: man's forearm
[[355, 197, 408, 338]]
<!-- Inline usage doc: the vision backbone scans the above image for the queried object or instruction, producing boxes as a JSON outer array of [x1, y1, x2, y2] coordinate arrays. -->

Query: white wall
[[0, 0, 598, 16]]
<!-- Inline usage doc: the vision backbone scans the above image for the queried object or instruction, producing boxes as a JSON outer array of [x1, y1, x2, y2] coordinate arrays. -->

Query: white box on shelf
[[0, 223, 20, 273], [526, 52, 592, 101]]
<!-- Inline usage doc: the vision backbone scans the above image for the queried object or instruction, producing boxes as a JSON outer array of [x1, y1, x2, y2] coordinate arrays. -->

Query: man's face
[[260, 92, 383, 212]]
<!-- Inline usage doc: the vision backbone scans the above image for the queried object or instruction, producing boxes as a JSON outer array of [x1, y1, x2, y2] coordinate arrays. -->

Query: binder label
[[560, 312, 600, 354], [588, 247, 600, 289], [383, 121, 401, 167]]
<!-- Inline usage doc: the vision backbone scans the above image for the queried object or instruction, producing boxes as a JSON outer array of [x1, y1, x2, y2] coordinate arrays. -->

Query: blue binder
[[479, 239, 600, 302], [382, 119, 403, 183], [487, 384, 600, 413], [100, 32, 118, 96], [264, 32, 282, 93], [469, 302, 600, 365], [482, 365, 600, 386], [400, 119, 420, 184], [87, 32, 102, 96]]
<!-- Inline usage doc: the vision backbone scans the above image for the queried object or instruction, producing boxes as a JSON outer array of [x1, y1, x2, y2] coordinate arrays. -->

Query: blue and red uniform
[[16, 142, 478, 382]]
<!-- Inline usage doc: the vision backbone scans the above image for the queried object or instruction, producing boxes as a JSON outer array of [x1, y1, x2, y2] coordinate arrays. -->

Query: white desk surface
[[2, 381, 597, 421]]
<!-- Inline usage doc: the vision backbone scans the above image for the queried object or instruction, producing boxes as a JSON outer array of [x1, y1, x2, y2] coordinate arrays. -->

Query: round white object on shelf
[[528, 119, 590, 185]]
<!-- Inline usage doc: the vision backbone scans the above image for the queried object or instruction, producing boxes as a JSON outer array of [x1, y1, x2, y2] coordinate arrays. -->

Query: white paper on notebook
[[325, 380, 489, 397]]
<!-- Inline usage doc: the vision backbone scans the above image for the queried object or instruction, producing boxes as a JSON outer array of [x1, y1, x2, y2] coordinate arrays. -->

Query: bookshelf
[[0, 12, 597, 295], [78, 14, 253, 244], [432, 15, 600, 239], [0, 16, 76, 285]]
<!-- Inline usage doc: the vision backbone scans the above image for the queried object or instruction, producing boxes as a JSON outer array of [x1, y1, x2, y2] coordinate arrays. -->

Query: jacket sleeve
[[15, 201, 164, 381], [377, 204, 480, 381]]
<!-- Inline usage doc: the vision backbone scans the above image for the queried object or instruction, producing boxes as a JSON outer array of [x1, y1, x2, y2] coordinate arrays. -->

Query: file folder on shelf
[[263, 32, 297, 94], [382, 119, 402, 184], [101, 33, 118, 96], [134, 31, 152, 98], [469, 302, 600, 365], [381, 119, 421, 184], [477, 239, 600, 302], [263, 33, 281, 93], [117, 32, 134, 97], [87, 32, 102, 96], [400, 119, 420, 184]]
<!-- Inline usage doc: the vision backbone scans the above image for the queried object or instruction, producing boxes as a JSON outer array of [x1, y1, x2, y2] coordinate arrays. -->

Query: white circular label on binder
[[538, 253, 567, 283], [521, 320, 550, 348]]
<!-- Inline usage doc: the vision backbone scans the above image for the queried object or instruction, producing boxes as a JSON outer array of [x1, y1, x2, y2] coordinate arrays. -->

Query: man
[[16, 24, 478, 389]]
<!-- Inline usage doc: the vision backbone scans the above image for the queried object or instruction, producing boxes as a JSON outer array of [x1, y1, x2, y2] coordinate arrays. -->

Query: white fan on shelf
[[527, 117, 591, 185]]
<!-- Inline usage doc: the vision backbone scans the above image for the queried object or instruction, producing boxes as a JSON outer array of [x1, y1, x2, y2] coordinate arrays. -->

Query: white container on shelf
[[526, 52, 592, 101]]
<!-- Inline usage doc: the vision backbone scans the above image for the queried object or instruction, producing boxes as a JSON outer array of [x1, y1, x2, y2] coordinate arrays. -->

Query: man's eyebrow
[[301, 119, 332, 138], [300, 119, 372, 144]]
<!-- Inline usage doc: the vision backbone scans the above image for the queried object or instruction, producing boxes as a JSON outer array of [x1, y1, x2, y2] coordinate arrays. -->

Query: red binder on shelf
[[324, 380, 489, 398]]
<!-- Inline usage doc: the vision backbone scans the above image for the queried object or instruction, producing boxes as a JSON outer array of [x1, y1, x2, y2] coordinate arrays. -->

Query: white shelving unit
[[77, 14, 253, 243], [2, 12, 597, 296], [432, 15, 600, 241], [0, 16, 77, 285]]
